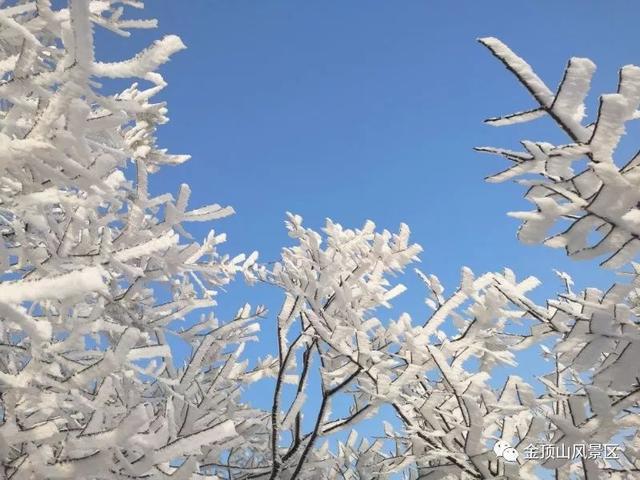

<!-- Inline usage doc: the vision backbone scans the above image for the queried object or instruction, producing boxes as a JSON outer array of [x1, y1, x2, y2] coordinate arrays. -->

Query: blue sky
[[94, 0, 638, 470], [95, 0, 639, 293], [98, 0, 640, 337]]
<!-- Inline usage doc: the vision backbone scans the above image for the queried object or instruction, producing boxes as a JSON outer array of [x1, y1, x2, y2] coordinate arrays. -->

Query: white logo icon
[[493, 440, 519, 463]]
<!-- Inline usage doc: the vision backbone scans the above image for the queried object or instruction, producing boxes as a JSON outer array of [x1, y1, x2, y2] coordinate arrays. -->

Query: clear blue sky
[[94, 0, 638, 465], [94, 0, 638, 292]]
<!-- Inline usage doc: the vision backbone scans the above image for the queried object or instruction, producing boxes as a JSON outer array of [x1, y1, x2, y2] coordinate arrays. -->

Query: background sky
[[93, 0, 639, 471], [94, 0, 640, 293]]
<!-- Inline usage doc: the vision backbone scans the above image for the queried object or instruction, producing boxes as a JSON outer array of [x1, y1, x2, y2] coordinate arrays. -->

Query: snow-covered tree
[[0, 2, 638, 479], [0, 1, 266, 478], [477, 37, 640, 270], [475, 37, 640, 479], [222, 36, 640, 480]]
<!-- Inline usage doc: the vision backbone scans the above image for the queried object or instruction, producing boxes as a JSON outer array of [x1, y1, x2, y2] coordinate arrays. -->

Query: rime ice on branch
[[0, 1, 263, 478], [1, 2, 638, 479], [255, 213, 640, 479], [477, 37, 640, 269], [477, 37, 640, 479]]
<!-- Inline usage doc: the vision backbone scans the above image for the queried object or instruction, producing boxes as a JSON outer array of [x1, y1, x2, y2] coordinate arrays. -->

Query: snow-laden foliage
[[477, 37, 640, 269], [256, 219, 639, 479], [0, 1, 266, 478], [1, 2, 638, 479], [239, 217, 559, 480], [475, 38, 640, 479]]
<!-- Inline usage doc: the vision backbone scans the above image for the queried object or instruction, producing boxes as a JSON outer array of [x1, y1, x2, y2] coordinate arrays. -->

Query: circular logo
[[493, 440, 519, 463]]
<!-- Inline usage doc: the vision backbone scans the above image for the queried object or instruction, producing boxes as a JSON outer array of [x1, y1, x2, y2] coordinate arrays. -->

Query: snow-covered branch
[[0, 2, 262, 478], [478, 37, 640, 269]]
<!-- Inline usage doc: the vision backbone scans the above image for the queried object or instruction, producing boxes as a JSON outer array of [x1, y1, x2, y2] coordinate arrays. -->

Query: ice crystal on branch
[[0, 1, 263, 478], [477, 38, 640, 479], [477, 37, 640, 269], [1, 2, 638, 478]]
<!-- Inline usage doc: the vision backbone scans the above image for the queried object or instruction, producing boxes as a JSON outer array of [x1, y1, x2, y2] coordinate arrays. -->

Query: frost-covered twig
[[478, 37, 640, 269]]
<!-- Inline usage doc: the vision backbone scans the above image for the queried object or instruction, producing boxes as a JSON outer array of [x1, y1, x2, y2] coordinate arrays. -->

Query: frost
[[478, 37, 640, 268], [0, 266, 106, 303], [0, 2, 262, 478], [1, 5, 638, 480], [477, 37, 640, 478]]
